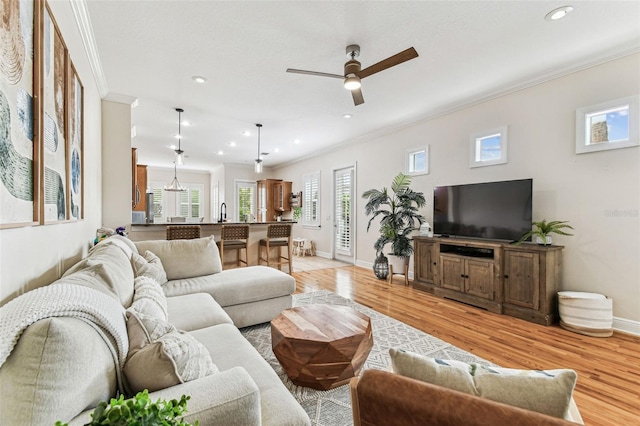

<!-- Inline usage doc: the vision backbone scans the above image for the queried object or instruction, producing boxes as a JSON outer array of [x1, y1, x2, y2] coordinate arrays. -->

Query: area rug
[[240, 290, 494, 426]]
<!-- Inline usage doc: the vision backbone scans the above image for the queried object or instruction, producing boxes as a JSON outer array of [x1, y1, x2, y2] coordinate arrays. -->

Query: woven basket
[[558, 291, 613, 337]]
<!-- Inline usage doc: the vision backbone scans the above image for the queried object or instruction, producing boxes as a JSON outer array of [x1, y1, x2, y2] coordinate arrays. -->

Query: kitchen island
[[129, 222, 296, 267]]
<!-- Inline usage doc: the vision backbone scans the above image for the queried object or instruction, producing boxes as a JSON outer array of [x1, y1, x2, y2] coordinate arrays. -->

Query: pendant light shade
[[254, 123, 263, 173]]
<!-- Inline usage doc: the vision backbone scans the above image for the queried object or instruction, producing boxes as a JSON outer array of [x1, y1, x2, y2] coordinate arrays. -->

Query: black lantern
[[373, 252, 389, 280]]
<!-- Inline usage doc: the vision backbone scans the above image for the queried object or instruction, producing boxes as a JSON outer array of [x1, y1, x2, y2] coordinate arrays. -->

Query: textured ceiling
[[85, 1, 640, 171]]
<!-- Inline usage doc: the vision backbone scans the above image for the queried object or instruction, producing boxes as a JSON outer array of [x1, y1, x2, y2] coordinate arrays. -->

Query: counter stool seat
[[259, 224, 292, 274], [217, 225, 250, 269]]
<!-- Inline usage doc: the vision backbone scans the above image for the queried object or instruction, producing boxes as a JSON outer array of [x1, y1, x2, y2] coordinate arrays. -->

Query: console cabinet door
[[465, 259, 495, 300], [415, 240, 436, 284], [504, 250, 540, 310], [440, 255, 464, 292]]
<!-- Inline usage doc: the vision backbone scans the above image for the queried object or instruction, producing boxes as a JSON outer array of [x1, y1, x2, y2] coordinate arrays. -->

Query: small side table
[[389, 264, 409, 286], [292, 238, 305, 256]]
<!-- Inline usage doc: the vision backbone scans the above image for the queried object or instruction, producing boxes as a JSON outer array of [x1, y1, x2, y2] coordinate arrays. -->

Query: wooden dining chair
[[259, 223, 292, 274]]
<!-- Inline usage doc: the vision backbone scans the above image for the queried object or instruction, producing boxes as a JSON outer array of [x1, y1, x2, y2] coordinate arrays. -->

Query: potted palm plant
[[363, 173, 426, 277], [516, 219, 574, 246]]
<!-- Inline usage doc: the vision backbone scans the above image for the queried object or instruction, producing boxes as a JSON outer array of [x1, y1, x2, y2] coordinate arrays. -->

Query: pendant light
[[174, 108, 185, 166], [164, 161, 187, 192], [254, 123, 263, 173], [164, 107, 187, 192]]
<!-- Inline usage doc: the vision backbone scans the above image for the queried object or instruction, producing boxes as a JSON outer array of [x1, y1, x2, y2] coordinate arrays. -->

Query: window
[[149, 184, 165, 222], [576, 96, 639, 154], [177, 184, 203, 220], [235, 180, 256, 222], [470, 126, 508, 168], [303, 171, 320, 228], [405, 146, 429, 176]]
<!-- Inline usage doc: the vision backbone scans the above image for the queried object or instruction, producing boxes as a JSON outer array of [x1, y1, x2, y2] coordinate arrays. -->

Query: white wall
[[0, 2, 103, 304], [276, 54, 640, 328]]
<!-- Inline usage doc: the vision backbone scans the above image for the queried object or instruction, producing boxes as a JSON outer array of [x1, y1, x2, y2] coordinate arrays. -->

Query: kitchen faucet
[[219, 202, 227, 223]]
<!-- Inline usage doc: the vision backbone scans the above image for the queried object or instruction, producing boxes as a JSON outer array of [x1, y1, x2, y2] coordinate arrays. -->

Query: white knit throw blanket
[[0, 283, 129, 393]]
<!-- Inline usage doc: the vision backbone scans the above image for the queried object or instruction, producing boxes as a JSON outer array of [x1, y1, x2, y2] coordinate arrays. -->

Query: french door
[[333, 166, 355, 263]]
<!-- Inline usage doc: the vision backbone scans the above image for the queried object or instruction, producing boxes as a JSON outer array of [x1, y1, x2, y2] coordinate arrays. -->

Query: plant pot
[[387, 254, 408, 272], [535, 235, 552, 246]]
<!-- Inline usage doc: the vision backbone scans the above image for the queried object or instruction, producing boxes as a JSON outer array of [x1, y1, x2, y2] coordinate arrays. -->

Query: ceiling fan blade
[[356, 47, 418, 79], [286, 68, 344, 79], [351, 88, 364, 106]]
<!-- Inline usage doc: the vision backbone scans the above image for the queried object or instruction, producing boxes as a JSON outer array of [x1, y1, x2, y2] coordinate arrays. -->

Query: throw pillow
[[389, 348, 577, 419], [124, 310, 217, 393], [130, 276, 168, 321], [131, 251, 168, 285]]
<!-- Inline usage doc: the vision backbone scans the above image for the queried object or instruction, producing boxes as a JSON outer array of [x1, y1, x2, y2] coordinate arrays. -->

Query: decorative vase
[[373, 253, 389, 280]]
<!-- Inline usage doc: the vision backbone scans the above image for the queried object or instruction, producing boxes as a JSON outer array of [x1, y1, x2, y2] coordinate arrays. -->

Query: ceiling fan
[[286, 45, 418, 106]]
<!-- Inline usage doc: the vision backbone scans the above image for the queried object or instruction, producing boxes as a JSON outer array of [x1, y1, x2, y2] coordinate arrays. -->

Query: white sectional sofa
[[0, 235, 310, 425]]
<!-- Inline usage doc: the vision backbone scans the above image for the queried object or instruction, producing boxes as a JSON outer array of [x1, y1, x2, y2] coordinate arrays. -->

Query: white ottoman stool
[[558, 291, 613, 337]]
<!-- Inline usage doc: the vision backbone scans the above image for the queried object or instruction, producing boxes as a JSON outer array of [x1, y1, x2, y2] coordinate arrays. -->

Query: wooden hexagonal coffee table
[[271, 304, 373, 390]]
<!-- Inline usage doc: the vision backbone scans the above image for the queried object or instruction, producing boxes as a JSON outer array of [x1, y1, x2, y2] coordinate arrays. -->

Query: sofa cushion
[[131, 251, 168, 285], [63, 243, 135, 307], [162, 266, 295, 306], [389, 348, 577, 419], [0, 318, 116, 425], [166, 293, 233, 331], [134, 236, 222, 280], [190, 323, 311, 426], [130, 276, 168, 321], [124, 311, 217, 393]]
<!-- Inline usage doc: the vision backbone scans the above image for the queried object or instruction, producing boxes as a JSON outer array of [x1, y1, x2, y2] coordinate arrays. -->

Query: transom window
[[405, 146, 429, 176], [470, 126, 508, 168], [576, 96, 639, 154]]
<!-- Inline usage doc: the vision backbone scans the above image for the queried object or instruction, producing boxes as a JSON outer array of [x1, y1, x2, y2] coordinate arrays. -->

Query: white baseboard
[[612, 317, 640, 336]]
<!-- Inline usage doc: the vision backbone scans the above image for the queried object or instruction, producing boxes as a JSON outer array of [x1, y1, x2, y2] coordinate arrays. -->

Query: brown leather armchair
[[350, 369, 577, 426]]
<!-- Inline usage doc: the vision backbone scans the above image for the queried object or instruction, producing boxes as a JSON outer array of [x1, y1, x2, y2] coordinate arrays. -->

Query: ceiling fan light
[[344, 75, 361, 91]]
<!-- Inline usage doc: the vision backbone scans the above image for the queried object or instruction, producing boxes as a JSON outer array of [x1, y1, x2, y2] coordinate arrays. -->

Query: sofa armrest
[[69, 367, 260, 426], [350, 369, 577, 426]]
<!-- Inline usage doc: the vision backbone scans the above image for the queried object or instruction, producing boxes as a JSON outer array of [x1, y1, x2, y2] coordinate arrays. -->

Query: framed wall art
[[67, 63, 83, 220], [42, 4, 68, 223], [0, 0, 40, 228]]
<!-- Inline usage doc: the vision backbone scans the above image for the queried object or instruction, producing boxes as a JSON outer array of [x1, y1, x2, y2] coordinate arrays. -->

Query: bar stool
[[166, 225, 201, 240], [259, 223, 292, 274], [217, 224, 250, 269]]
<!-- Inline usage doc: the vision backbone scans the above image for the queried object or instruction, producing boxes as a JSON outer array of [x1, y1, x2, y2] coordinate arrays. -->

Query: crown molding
[[70, 0, 109, 97]]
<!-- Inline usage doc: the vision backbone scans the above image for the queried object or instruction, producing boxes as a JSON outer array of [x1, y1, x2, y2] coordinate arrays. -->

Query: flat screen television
[[433, 178, 532, 242]]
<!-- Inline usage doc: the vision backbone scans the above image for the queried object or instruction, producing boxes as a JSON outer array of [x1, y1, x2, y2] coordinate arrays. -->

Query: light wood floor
[[291, 265, 640, 426]]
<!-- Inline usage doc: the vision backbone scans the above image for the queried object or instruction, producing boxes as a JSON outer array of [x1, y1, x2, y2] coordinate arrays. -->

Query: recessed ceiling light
[[217, 150, 224, 155], [169, 144, 177, 150], [242, 130, 251, 136], [181, 120, 190, 126], [192, 75, 207, 83], [343, 113, 353, 119], [174, 134, 182, 139], [229, 141, 236, 147], [545, 5, 573, 21], [294, 139, 301, 144], [274, 148, 280, 153]]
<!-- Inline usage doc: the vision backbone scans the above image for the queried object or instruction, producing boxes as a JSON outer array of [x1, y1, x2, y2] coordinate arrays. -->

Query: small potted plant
[[56, 390, 197, 426], [363, 173, 426, 277], [516, 219, 574, 246]]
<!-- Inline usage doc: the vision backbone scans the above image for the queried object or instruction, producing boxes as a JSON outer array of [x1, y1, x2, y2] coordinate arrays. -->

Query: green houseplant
[[55, 390, 197, 426], [516, 219, 574, 246], [363, 173, 426, 275]]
